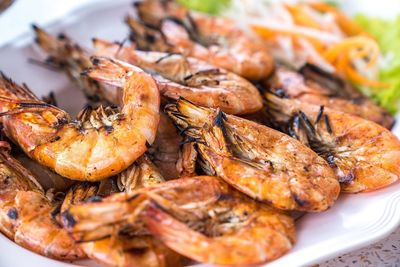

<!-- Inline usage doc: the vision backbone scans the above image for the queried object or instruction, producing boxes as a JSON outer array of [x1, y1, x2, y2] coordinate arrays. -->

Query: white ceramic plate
[[0, 1, 400, 267]]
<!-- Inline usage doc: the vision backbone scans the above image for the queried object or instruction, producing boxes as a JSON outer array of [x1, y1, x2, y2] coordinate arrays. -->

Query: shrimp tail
[[32, 24, 86, 69], [126, 14, 171, 52], [32, 24, 61, 54]]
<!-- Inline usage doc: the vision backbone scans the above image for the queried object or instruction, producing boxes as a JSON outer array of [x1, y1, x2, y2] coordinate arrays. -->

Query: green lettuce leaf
[[355, 15, 400, 114], [177, 0, 230, 15]]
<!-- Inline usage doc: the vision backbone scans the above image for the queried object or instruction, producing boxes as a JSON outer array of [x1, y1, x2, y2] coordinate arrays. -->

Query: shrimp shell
[[265, 65, 394, 129], [93, 38, 263, 115], [130, 0, 274, 80], [0, 143, 84, 260], [264, 92, 400, 192], [33, 27, 263, 115], [63, 176, 296, 265], [0, 58, 159, 181], [166, 99, 340, 211], [60, 157, 181, 267], [32, 25, 117, 104]]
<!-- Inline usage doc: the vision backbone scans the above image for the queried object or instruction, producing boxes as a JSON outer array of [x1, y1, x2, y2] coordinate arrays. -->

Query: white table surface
[[0, 1, 400, 267]]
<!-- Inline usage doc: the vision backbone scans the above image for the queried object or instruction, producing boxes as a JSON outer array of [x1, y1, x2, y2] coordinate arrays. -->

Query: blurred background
[[1, 0, 400, 46]]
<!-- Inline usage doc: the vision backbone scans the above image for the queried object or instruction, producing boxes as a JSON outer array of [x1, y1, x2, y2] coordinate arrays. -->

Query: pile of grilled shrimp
[[1, 0, 399, 266]]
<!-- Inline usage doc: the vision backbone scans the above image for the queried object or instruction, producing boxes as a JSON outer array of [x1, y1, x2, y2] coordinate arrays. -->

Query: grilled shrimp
[[0, 58, 159, 181], [63, 176, 296, 265], [129, 0, 274, 80], [264, 93, 400, 193], [93, 38, 263, 114], [33, 26, 263, 115], [147, 112, 182, 179], [61, 158, 180, 267], [0, 142, 84, 260], [266, 64, 394, 128], [166, 99, 340, 211]]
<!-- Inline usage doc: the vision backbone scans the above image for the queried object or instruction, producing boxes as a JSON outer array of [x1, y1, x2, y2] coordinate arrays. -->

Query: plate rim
[[0, 1, 399, 267]]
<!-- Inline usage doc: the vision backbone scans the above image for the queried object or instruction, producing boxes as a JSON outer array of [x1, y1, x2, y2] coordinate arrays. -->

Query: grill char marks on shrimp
[[166, 99, 340, 211], [264, 92, 400, 192], [0, 58, 159, 181]]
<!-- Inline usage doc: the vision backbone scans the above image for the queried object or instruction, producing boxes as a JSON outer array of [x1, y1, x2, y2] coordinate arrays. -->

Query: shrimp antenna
[[155, 52, 177, 64], [114, 37, 128, 57], [324, 114, 333, 134], [28, 58, 61, 72], [299, 111, 316, 134], [314, 106, 324, 124], [178, 125, 199, 136]]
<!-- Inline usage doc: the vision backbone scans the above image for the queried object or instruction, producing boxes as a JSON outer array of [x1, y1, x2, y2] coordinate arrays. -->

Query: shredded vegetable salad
[[226, 1, 385, 87], [355, 15, 400, 113], [179, 0, 400, 113], [176, 0, 230, 15]]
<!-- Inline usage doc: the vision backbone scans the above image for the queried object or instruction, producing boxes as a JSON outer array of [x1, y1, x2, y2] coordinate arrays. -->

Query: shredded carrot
[[345, 65, 391, 88], [251, 24, 339, 44], [323, 36, 376, 61], [321, 35, 387, 87], [250, 3, 387, 89], [252, 26, 276, 39], [308, 2, 369, 37], [335, 53, 348, 75], [252, 25, 326, 54], [293, 36, 325, 56], [286, 4, 321, 30]]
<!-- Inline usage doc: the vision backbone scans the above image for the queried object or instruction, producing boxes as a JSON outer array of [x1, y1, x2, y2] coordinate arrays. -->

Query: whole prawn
[[264, 92, 400, 192], [93, 38, 263, 114], [129, 0, 274, 80], [63, 176, 296, 265], [60, 156, 181, 267], [265, 64, 394, 129], [0, 141, 84, 260], [166, 99, 340, 211], [33, 27, 263, 115], [0, 57, 159, 181]]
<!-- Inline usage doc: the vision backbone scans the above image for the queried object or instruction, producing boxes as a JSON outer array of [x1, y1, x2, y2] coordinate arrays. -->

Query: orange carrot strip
[[345, 65, 391, 88], [308, 2, 368, 37]]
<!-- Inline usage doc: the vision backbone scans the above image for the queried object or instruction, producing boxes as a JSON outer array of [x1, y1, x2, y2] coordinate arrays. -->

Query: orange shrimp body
[[166, 99, 340, 211], [64, 176, 296, 266], [0, 142, 84, 260], [0, 58, 159, 181], [93, 38, 263, 114], [60, 157, 181, 267], [130, 0, 274, 80], [266, 65, 394, 129], [265, 93, 400, 192], [33, 27, 263, 115]]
